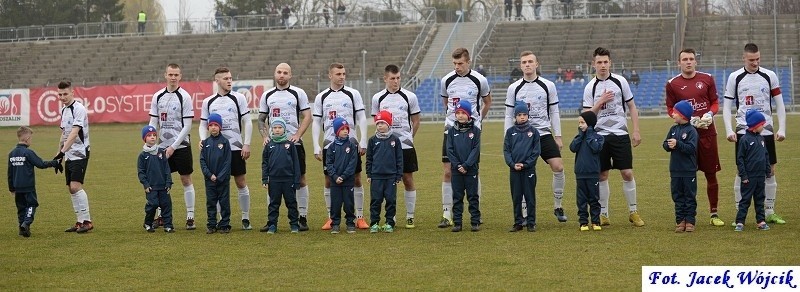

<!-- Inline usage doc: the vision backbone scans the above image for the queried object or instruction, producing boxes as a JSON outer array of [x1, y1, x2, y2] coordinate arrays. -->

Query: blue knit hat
[[208, 113, 223, 128], [141, 125, 156, 142], [455, 100, 472, 117], [674, 100, 693, 121], [332, 117, 349, 136], [270, 117, 287, 130], [745, 109, 766, 131], [514, 100, 528, 116]]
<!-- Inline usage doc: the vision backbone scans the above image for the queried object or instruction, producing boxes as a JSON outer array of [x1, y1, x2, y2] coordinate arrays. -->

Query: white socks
[[75, 189, 91, 222], [184, 184, 195, 220], [297, 185, 309, 217], [238, 186, 250, 220], [765, 175, 777, 216], [442, 182, 452, 218], [355, 186, 364, 217], [324, 187, 331, 213], [599, 180, 610, 217], [623, 179, 637, 212], [553, 171, 565, 208], [404, 190, 416, 219], [733, 176, 742, 211], [70, 192, 80, 222]]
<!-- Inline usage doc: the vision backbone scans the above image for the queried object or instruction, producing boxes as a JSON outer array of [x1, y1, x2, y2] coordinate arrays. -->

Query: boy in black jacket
[[7, 126, 62, 237], [261, 117, 301, 234], [326, 117, 359, 234], [570, 111, 604, 231], [138, 125, 174, 233], [662, 101, 699, 233], [503, 101, 540, 232], [200, 113, 232, 234], [734, 110, 772, 232], [446, 100, 481, 232], [366, 110, 403, 233]]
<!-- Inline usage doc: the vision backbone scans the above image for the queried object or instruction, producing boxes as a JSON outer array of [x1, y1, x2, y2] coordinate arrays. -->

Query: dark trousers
[[206, 181, 231, 229], [330, 185, 355, 228], [267, 182, 299, 228], [15, 191, 38, 226], [452, 173, 480, 226], [576, 178, 600, 225], [138, 22, 145, 33], [369, 179, 397, 227], [144, 189, 173, 228], [510, 171, 536, 226], [736, 177, 766, 224], [671, 177, 697, 224]]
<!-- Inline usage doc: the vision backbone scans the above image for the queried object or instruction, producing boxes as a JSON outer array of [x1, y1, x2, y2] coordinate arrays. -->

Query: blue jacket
[[137, 148, 173, 190], [261, 140, 301, 186], [325, 137, 358, 187], [199, 133, 231, 185], [569, 127, 604, 179], [7, 144, 59, 193], [736, 131, 770, 181], [366, 133, 403, 181], [662, 122, 698, 177], [447, 122, 481, 175], [503, 123, 540, 172]]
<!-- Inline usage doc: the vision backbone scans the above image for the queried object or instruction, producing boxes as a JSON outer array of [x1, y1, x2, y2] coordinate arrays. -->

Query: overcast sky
[[160, 0, 215, 21]]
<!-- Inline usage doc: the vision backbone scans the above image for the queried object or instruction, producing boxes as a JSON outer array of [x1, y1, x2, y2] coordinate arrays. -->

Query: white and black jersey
[[200, 91, 249, 150], [60, 100, 90, 161], [582, 73, 635, 136], [149, 87, 193, 149], [371, 87, 421, 149], [259, 85, 310, 144], [440, 69, 490, 129], [312, 86, 365, 149], [724, 67, 781, 135], [505, 76, 561, 136]]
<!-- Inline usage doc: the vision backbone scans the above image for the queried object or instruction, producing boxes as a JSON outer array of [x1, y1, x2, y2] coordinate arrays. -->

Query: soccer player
[[312, 62, 369, 230], [149, 63, 197, 230], [437, 47, 492, 228], [723, 43, 787, 225], [581, 47, 645, 227], [56, 80, 94, 233], [257, 63, 312, 231], [370, 64, 421, 229], [664, 48, 725, 226], [199, 67, 254, 230], [504, 51, 567, 223]]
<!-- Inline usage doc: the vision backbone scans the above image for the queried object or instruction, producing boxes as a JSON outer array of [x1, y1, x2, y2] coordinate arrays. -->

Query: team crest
[[158, 153, 163, 159], [696, 82, 704, 89], [390, 140, 396, 147], [217, 143, 224, 149], [681, 133, 687, 140], [345, 147, 351, 153], [761, 141, 765, 147], [468, 133, 474, 139], [284, 144, 291, 149]]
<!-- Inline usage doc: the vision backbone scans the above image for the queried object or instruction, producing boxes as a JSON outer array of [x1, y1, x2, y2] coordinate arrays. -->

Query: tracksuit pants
[[452, 173, 480, 226], [736, 176, 766, 224], [369, 179, 397, 227], [510, 170, 536, 226], [576, 178, 601, 225], [15, 191, 38, 227], [206, 181, 231, 229], [144, 189, 173, 228], [671, 176, 697, 225], [267, 181, 299, 229], [330, 185, 355, 228]]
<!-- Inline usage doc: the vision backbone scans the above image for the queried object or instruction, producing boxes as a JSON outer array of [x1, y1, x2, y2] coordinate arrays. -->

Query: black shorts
[[539, 134, 562, 163], [402, 148, 419, 173], [441, 132, 449, 163], [735, 134, 777, 165], [296, 143, 307, 175], [231, 150, 247, 176], [322, 148, 362, 176], [599, 134, 633, 171], [65, 157, 89, 185], [168, 147, 193, 175]]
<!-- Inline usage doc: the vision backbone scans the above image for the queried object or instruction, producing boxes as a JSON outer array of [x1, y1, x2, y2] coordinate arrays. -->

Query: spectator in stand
[[510, 67, 523, 83], [504, 0, 513, 21], [620, 69, 629, 80], [281, 5, 291, 29], [630, 70, 641, 87], [476, 65, 487, 77], [323, 5, 331, 27], [555, 67, 565, 83], [574, 65, 585, 83], [337, 3, 346, 27], [564, 69, 575, 83], [534, 0, 543, 20], [515, 0, 523, 21]]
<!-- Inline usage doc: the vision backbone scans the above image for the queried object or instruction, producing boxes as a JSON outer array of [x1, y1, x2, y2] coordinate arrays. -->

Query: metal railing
[[401, 7, 437, 89], [497, 0, 678, 22], [471, 6, 502, 64]]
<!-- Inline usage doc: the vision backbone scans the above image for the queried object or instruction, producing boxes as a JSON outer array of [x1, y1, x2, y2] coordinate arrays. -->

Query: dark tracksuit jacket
[[200, 133, 232, 229], [365, 133, 403, 226], [325, 137, 358, 227], [262, 139, 301, 228], [7, 144, 59, 225], [735, 130, 771, 224], [446, 121, 481, 226], [569, 127, 604, 225], [662, 122, 698, 224], [138, 148, 174, 228], [503, 123, 540, 226]]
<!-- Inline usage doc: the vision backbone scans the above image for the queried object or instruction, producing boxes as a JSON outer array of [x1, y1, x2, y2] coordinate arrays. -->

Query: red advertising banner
[[29, 81, 213, 126]]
